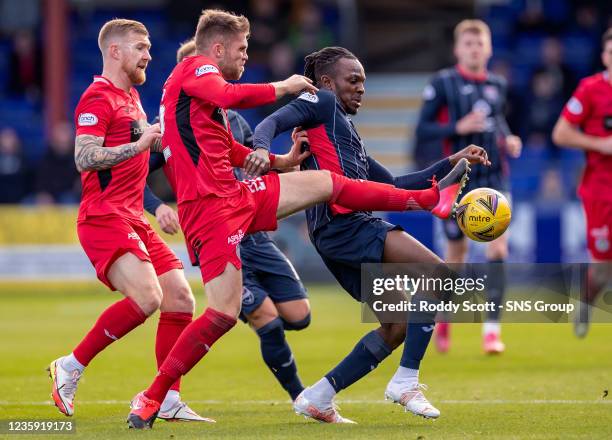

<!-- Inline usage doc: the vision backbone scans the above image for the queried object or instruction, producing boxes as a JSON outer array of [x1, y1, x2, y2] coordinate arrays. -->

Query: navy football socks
[[325, 330, 392, 392], [256, 317, 304, 400], [400, 303, 437, 369]]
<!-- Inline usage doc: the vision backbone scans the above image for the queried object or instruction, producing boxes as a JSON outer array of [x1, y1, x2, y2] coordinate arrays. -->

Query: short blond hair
[[454, 19, 491, 42], [177, 38, 196, 63], [98, 19, 148, 52], [195, 9, 249, 53]]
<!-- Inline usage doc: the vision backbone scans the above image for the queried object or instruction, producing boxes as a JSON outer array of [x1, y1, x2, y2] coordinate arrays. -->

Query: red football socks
[[145, 308, 237, 404], [73, 297, 147, 367], [329, 172, 439, 212], [156, 312, 193, 392]]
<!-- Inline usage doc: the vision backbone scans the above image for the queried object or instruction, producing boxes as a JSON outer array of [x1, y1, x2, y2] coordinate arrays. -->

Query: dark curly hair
[[303, 46, 357, 86]]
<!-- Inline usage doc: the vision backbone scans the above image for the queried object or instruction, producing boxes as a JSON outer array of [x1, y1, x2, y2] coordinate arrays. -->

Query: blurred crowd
[[0, 0, 610, 205]]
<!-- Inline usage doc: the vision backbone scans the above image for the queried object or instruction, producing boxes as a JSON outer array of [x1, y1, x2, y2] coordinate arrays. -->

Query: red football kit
[[75, 76, 182, 289], [561, 71, 612, 259], [160, 55, 278, 282]]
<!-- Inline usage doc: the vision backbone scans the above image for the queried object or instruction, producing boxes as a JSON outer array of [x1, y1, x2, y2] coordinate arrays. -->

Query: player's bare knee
[[282, 312, 311, 331], [129, 283, 163, 316], [173, 284, 196, 313]]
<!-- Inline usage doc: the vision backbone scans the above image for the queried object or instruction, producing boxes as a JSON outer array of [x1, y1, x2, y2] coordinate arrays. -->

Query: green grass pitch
[[0, 281, 610, 439]]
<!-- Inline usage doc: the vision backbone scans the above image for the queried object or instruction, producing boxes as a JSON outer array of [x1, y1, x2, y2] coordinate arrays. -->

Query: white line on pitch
[[1, 399, 611, 406]]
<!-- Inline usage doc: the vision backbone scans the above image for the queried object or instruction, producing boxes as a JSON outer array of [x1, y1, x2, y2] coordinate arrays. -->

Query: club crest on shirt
[[78, 113, 98, 126], [473, 99, 492, 115], [422, 84, 436, 100], [298, 92, 319, 103], [567, 97, 583, 115], [195, 64, 219, 77], [483, 85, 499, 101]]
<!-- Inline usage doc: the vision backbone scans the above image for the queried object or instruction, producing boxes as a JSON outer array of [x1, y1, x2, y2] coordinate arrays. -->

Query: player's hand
[[455, 111, 487, 135], [450, 144, 490, 166], [136, 123, 162, 153], [273, 75, 318, 98], [275, 130, 311, 169], [155, 203, 180, 235], [505, 135, 522, 158], [244, 148, 271, 177]]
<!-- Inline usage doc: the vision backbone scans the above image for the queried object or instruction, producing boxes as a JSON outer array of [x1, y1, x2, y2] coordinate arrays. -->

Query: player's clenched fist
[[136, 123, 162, 152]]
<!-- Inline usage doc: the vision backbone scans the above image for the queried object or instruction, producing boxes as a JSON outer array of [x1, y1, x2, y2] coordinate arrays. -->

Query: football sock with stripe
[[323, 330, 392, 393], [72, 297, 147, 367], [400, 305, 437, 370], [329, 172, 439, 212], [256, 317, 304, 400], [145, 308, 236, 404]]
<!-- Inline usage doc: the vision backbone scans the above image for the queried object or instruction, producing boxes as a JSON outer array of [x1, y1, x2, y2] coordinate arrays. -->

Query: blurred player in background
[[47, 19, 210, 422], [142, 38, 311, 402], [254, 46, 490, 423], [552, 27, 612, 338], [415, 19, 522, 354], [128, 9, 448, 429]]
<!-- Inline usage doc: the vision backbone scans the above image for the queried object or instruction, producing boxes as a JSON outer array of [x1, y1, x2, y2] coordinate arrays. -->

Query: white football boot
[[47, 357, 82, 416], [158, 401, 216, 423], [384, 382, 440, 419], [293, 389, 356, 424]]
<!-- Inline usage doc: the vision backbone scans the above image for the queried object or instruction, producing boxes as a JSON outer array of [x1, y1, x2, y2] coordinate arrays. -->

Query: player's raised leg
[[275, 169, 440, 220], [49, 253, 161, 416]]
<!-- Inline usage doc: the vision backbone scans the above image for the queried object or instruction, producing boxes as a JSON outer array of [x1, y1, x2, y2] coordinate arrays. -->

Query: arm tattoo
[[74, 135, 140, 172]]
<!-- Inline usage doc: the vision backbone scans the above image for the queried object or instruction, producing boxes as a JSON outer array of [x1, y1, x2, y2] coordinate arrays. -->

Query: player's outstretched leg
[[432, 158, 470, 219], [48, 254, 159, 416], [276, 170, 440, 221]]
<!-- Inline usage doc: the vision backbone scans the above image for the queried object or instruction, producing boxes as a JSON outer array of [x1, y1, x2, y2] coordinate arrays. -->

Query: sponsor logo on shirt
[[195, 64, 219, 77], [460, 84, 474, 95], [227, 229, 245, 246], [298, 92, 319, 103], [78, 113, 98, 126], [567, 97, 583, 115]]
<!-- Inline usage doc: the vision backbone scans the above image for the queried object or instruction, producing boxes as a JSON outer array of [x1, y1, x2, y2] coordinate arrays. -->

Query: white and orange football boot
[[293, 389, 356, 424], [384, 382, 440, 419], [47, 357, 81, 416]]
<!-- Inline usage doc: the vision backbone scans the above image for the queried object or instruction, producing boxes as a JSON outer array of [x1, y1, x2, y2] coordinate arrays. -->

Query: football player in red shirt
[[552, 27, 612, 338], [126, 9, 450, 429], [47, 19, 212, 423]]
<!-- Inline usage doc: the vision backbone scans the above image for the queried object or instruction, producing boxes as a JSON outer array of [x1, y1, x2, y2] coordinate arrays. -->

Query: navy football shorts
[[312, 213, 401, 302], [239, 232, 308, 322]]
